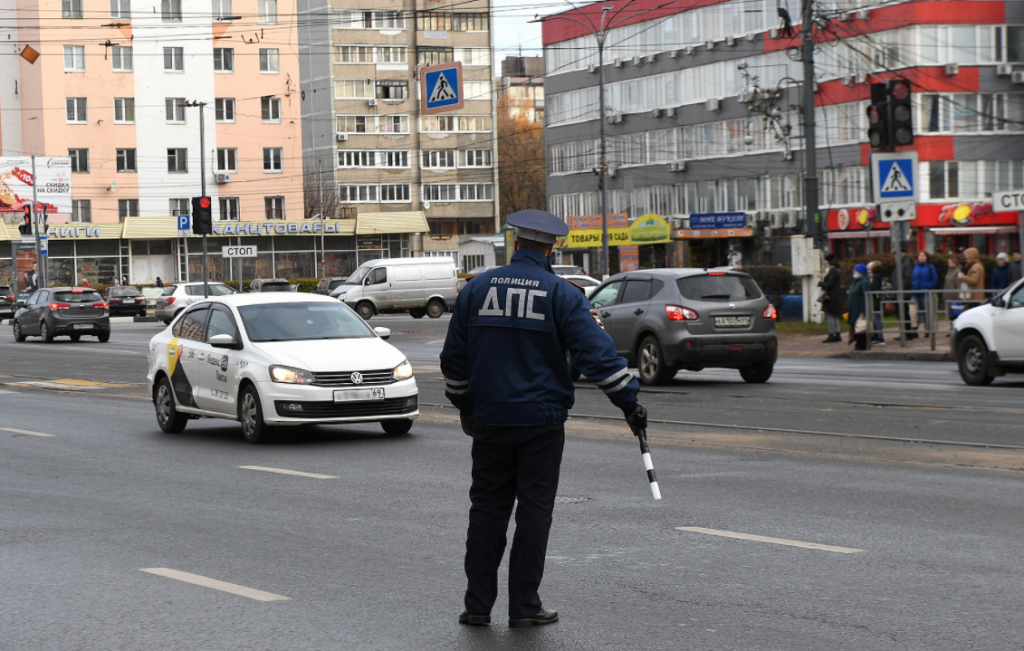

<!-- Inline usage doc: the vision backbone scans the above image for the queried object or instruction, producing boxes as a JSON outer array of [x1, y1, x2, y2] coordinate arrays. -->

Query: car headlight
[[269, 365, 316, 384], [335, 292, 347, 301], [393, 361, 414, 381]]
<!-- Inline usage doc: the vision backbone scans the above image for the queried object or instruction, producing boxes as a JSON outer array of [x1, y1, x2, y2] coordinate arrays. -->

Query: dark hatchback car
[[13, 287, 111, 343], [249, 278, 294, 292], [106, 286, 147, 316], [313, 277, 347, 295], [0, 285, 15, 317], [587, 269, 777, 385]]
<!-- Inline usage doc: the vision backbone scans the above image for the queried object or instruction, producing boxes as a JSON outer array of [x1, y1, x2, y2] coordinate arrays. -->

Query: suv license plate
[[73, 324, 94, 330], [334, 388, 385, 403], [714, 316, 750, 328]]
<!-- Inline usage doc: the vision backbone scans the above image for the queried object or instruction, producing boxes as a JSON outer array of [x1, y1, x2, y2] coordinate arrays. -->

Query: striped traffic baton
[[636, 428, 661, 500]]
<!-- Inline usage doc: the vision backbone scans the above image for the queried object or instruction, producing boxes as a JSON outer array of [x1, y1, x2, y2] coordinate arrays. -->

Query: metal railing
[[862, 288, 1003, 351]]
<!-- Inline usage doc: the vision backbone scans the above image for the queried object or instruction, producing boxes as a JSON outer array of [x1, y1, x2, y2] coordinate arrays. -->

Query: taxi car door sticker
[[166, 337, 197, 407]]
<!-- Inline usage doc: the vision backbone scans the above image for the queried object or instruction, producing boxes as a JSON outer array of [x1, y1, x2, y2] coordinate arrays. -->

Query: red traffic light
[[891, 80, 910, 101], [199, 197, 211, 209], [868, 106, 881, 125]]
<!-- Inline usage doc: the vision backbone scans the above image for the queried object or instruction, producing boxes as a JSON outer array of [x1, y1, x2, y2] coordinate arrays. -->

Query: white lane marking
[[0, 390, 19, 395], [140, 568, 289, 602], [426, 340, 446, 345], [0, 427, 55, 438], [239, 465, 337, 479], [676, 527, 863, 554]]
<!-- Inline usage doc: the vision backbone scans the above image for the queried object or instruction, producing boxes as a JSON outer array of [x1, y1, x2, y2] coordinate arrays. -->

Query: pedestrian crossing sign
[[420, 62, 464, 115], [871, 151, 918, 203]]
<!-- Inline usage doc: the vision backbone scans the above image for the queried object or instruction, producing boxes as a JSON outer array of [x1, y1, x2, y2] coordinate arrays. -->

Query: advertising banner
[[14, 241, 39, 296], [0, 157, 73, 213], [564, 213, 672, 249]]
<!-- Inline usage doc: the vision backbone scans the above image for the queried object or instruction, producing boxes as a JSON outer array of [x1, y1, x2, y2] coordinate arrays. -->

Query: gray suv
[[587, 269, 778, 385]]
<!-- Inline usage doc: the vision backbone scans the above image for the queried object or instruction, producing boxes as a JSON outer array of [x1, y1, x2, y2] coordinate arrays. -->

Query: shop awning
[[0, 224, 18, 241], [356, 211, 428, 235], [827, 230, 890, 239], [121, 216, 179, 239], [930, 226, 1019, 235]]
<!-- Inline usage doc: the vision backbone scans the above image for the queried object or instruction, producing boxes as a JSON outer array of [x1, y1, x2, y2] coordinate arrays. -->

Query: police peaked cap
[[507, 210, 569, 245]]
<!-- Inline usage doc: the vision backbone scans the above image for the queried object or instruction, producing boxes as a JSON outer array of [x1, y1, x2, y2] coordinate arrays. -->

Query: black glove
[[460, 411, 474, 437], [624, 403, 648, 437]]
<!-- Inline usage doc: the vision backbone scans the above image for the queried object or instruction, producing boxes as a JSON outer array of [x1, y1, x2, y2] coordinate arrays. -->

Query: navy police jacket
[[440, 248, 640, 426]]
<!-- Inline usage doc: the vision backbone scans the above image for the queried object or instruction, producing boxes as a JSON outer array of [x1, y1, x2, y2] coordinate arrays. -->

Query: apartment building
[[542, 0, 1024, 270], [298, 0, 500, 263], [499, 56, 545, 123]]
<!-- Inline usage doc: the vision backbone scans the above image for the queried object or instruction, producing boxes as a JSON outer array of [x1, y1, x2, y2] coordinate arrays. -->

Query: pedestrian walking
[[958, 247, 986, 310], [943, 255, 961, 335], [155, 277, 164, 288], [992, 252, 1011, 291], [82, 279, 90, 288], [893, 246, 916, 341], [911, 251, 938, 337], [847, 264, 869, 350], [868, 261, 885, 344], [440, 210, 648, 629], [818, 253, 843, 343], [1010, 250, 1022, 284]]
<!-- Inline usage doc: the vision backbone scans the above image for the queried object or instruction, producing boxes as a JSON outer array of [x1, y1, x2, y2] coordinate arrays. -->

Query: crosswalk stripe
[[676, 527, 863, 553], [141, 568, 289, 602]]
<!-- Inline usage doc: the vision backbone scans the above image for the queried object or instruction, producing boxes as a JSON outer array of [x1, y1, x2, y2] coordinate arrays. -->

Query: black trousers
[[464, 422, 565, 619]]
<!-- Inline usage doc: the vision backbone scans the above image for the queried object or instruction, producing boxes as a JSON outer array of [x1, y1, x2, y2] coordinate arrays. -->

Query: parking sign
[[177, 213, 191, 238], [420, 62, 464, 115]]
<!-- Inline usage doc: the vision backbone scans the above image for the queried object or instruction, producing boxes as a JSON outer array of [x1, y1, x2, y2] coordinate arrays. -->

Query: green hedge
[[738, 265, 797, 306]]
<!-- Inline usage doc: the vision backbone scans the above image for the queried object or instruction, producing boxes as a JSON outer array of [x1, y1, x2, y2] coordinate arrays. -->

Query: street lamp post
[[180, 100, 209, 297], [533, 0, 669, 278]]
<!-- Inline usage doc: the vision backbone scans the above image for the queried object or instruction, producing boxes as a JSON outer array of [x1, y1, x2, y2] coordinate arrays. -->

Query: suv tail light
[[666, 305, 699, 321], [165, 297, 176, 305], [93, 301, 108, 309], [5, 295, 13, 300], [48, 303, 71, 310], [763, 304, 777, 319]]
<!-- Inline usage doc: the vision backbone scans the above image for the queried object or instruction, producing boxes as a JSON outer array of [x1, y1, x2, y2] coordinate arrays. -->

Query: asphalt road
[[2, 314, 1023, 649]]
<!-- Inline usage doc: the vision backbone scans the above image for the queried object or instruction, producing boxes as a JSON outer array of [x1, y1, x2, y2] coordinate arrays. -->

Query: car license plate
[[714, 316, 750, 328], [73, 323, 94, 330], [333, 388, 385, 402]]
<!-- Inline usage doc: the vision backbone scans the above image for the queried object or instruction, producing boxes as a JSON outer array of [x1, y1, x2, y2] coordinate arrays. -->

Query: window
[[71, 200, 92, 222], [257, 0, 276, 23], [454, 48, 490, 66], [337, 116, 368, 133], [219, 197, 240, 221], [422, 150, 455, 169], [339, 184, 378, 202], [216, 148, 237, 172], [335, 80, 372, 99], [212, 0, 231, 19], [417, 12, 451, 31], [177, 307, 209, 341], [335, 46, 372, 63], [420, 116, 454, 132], [116, 148, 136, 172], [422, 184, 457, 202], [458, 116, 490, 132], [164, 47, 184, 71], [464, 81, 492, 101], [460, 150, 491, 167], [167, 148, 188, 173], [589, 281, 621, 308], [162, 0, 181, 21], [339, 151, 376, 168], [112, 46, 132, 71], [381, 150, 408, 168], [213, 48, 233, 72], [62, 0, 82, 18], [69, 148, 89, 172], [170, 198, 189, 216], [420, 115, 491, 132], [215, 98, 235, 122], [376, 46, 406, 63], [379, 115, 409, 133], [265, 196, 285, 219], [459, 184, 493, 201], [376, 80, 408, 100], [417, 47, 453, 66], [118, 199, 139, 221], [380, 184, 410, 202], [335, 10, 404, 30], [63, 46, 85, 71], [66, 98, 87, 123], [206, 308, 239, 341], [165, 98, 186, 123], [263, 148, 283, 172], [259, 48, 279, 73], [110, 0, 130, 18], [114, 98, 135, 123], [372, 11, 403, 29], [452, 12, 488, 31], [261, 97, 281, 122]]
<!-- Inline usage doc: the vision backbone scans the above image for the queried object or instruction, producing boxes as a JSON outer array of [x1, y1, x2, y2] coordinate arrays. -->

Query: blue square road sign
[[420, 62, 464, 115]]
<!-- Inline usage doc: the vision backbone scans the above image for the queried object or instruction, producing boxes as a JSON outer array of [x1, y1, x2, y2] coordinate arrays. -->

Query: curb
[[835, 350, 953, 362]]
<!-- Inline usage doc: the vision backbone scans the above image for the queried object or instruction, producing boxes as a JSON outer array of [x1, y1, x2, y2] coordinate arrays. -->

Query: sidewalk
[[779, 328, 953, 361]]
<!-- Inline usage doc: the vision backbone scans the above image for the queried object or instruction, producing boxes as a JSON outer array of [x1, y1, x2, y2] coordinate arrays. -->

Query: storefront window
[[274, 236, 314, 252], [324, 236, 356, 251], [188, 253, 228, 281], [77, 257, 119, 286], [241, 253, 274, 279], [358, 250, 383, 265], [0, 256, 11, 287], [48, 258, 75, 286], [324, 252, 356, 278], [275, 251, 314, 279]]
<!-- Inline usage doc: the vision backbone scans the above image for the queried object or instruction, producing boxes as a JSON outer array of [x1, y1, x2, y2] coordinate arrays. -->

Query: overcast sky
[[493, 0, 551, 59]]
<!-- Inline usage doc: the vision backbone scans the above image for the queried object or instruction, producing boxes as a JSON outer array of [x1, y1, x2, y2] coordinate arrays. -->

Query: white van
[[330, 258, 458, 319]]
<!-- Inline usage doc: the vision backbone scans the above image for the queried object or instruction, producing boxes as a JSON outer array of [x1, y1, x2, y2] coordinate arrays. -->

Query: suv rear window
[[676, 275, 762, 301], [54, 291, 102, 303], [109, 287, 140, 296], [162, 286, 176, 296], [185, 284, 234, 296], [259, 282, 292, 292]]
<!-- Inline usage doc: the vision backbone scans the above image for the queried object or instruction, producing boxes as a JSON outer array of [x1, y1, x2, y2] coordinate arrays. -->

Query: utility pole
[[182, 100, 210, 298], [801, 0, 820, 248], [30, 155, 47, 288]]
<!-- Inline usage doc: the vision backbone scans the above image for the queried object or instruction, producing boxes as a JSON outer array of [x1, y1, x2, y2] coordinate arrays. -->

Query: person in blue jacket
[[992, 252, 1011, 291], [911, 251, 938, 336], [441, 209, 648, 629]]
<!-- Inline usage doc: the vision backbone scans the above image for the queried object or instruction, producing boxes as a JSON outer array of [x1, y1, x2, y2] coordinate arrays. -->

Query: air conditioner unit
[[651, 108, 662, 118], [745, 32, 758, 42], [588, 64, 598, 74], [840, 11, 853, 22], [631, 55, 642, 66], [705, 40, 715, 51], [669, 161, 686, 172], [367, 98, 378, 106], [684, 46, 696, 56], [842, 75, 854, 87], [215, 173, 230, 183], [336, 133, 348, 141], [664, 107, 675, 117], [945, 63, 959, 77], [1013, 70, 1024, 84], [606, 167, 617, 178], [770, 212, 783, 228], [738, 91, 753, 103], [705, 97, 720, 112], [855, 73, 867, 84], [785, 211, 798, 228], [669, 49, 680, 59], [856, 9, 870, 20], [724, 36, 735, 47], [781, 150, 793, 161], [768, 27, 779, 39], [644, 54, 656, 64], [813, 81, 821, 92], [613, 58, 623, 68], [997, 63, 1014, 76], [607, 113, 623, 124]]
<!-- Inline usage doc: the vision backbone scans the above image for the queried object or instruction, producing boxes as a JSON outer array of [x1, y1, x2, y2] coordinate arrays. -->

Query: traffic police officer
[[440, 209, 649, 628]]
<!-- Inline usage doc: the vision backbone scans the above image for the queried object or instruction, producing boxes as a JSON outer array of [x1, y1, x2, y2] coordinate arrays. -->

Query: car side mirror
[[16, 300, 26, 308], [373, 327, 391, 340], [991, 296, 1005, 308], [209, 333, 240, 349]]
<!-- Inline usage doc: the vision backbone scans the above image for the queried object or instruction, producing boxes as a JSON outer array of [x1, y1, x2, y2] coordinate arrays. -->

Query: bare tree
[[303, 163, 343, 220]]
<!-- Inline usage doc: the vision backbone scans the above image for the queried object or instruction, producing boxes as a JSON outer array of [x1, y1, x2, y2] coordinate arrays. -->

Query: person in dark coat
[[892, 246, 916, 341], [155, 277, 164, 288], [868, 261, 885, 344], [911, 251, 938, 336], [992, 253, 1011, 291], [1009, 251, 1022, 285], [847, 264, 870, 350], [818, 253, 843, 343]]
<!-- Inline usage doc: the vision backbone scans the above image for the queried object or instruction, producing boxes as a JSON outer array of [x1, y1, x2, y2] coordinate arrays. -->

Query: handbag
[[854, 315, 868, 334]]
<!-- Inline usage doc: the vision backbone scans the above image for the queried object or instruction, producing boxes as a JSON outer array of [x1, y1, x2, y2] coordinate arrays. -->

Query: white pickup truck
[[951, 278, 1024, 385]]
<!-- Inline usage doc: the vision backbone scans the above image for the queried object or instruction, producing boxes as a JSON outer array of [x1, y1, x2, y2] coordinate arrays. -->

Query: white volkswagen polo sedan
[[147, 293, 418, 443]]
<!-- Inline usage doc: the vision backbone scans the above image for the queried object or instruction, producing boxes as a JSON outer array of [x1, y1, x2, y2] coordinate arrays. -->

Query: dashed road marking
[[0, 390, 19, 395], [239, 465, 337, 479], [676, 527, 864, 553], [0, 427, 55, 438], [140, 568, 289, 602]]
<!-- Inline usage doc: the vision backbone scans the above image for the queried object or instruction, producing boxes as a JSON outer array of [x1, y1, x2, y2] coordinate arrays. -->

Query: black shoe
[[459, 610, 491, 626], [822, 335, 837, 343], [509, 608, 559, 628]]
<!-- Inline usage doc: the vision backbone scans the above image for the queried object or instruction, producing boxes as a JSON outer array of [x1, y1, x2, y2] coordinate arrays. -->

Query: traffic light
[[866, 79, 913, 151], [191, 196, 213, 235], [18, 205, 32, 235], [867, 82, 890, 150]]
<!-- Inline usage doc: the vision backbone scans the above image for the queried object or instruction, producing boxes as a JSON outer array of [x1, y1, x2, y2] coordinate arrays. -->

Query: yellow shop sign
[[564, 213, 672, 248]]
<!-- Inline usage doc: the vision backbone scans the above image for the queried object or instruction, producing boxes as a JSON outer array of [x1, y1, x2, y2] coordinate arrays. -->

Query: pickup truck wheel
[[957, 334, 995, 386]]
